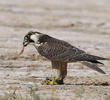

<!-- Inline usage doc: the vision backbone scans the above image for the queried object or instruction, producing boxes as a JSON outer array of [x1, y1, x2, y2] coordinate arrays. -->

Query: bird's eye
[[24, 37, 27, 40], [24, 35, 29, 40]]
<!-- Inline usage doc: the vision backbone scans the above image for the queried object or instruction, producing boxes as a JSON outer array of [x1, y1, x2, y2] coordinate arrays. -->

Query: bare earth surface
[[0, 0, 110, 100]]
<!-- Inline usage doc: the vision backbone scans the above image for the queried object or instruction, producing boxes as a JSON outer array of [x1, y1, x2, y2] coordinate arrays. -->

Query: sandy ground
[[0, 0, 110, 100]]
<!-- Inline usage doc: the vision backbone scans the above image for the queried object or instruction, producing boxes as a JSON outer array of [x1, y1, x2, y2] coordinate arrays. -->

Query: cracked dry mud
[[0, 0, 110, 100]]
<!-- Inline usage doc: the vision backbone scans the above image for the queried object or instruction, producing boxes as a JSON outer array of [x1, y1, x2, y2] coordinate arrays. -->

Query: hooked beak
[[23, 40, 29, 47]]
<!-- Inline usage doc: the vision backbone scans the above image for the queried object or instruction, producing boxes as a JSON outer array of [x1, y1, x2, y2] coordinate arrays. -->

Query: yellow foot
[[41, 77, 57, 85]]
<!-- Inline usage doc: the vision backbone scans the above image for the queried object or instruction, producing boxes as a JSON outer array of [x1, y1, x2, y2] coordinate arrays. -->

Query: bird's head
[[23, 31, 42, 46], [19, 31, 46, 55]]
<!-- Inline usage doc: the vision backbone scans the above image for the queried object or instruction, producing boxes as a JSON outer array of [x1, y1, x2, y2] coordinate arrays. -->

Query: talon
[[56, 79, 64, 84]]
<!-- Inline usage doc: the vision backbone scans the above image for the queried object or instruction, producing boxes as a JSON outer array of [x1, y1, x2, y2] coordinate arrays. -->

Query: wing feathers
[[73, 53, 107, 62], [37, 37, 108, 64], [88, 60, 104, 65]]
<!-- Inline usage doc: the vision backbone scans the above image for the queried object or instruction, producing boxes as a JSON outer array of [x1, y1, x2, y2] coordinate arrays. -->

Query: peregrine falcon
[[20, 31, 109, 84]]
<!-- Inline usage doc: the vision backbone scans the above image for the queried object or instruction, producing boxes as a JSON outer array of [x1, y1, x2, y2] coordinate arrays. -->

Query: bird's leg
[[51, 61, 67, 84], [52, 68, 60, 79], [41, 61, 67, 85], [55, 62, 67, 84], [45, 69, 58, 81]]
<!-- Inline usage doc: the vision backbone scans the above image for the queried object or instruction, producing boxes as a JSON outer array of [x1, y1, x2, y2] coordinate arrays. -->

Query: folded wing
[[38, 41, 107, 64]]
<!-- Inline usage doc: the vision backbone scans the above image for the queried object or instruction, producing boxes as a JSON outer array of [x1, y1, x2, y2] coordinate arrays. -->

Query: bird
[[20, 31, 109, 84]]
